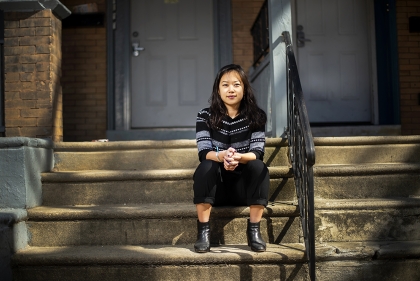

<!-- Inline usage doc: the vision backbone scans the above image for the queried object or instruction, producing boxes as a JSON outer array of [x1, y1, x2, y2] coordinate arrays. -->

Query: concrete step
[[12, 241, 420, 281], [314, 163, 420, 199], [41, 167, 295, 205], [52, 139, 290, 171], [315, 198, 420, 243], [26, 202, 301, 247], [314, 136, 420, 165]]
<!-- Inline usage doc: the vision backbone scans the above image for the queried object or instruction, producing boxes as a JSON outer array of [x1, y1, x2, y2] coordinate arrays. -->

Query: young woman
[[193, 64, 269, 253]]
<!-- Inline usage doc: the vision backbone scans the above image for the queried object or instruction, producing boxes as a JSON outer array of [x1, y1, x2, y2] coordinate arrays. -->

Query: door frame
[[374, 0, 400, 125], [106, 0, 233, 139]]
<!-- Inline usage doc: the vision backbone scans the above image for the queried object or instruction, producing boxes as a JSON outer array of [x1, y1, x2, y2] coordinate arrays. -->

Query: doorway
[[296, 0, 375, 124]]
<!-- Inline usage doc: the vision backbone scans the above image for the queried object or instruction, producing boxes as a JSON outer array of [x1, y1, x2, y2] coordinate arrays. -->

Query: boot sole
[[194, 248, 210, 253]]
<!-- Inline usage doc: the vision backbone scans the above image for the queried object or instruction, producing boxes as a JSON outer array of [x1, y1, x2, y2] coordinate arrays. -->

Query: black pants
[[193, 159, 269, 207]]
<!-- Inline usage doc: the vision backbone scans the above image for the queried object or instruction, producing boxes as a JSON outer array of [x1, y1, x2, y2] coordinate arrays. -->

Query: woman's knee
[[193, 160, 220, 181], [244, 159, 268, 173]]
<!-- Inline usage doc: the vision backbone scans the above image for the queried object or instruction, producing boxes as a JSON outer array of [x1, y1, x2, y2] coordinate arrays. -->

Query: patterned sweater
[[196, 108, 266, 162]]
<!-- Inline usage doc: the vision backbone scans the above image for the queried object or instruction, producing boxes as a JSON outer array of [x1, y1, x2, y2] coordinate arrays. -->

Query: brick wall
[[3, 10, 63, 141], [61, 0, 107, 141], [397, 1, 420, 135], [231, 0, 265, 73]]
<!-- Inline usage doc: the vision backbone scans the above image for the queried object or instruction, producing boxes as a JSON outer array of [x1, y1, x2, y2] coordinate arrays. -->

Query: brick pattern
[[231, 0, 265, 73], [61, 0, 107, 141], [397, 1, 420, 135], [4, 10, 63, 141]]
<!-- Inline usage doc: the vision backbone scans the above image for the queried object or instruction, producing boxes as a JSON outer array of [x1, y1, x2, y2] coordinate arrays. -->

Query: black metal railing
[[283, 31, 316, 281], [250, 0, 269, 66]]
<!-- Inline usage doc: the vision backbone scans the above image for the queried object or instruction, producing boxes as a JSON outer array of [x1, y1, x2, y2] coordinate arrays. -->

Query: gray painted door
[[297, 0, 372, 123], [130, 0, 214, 128]]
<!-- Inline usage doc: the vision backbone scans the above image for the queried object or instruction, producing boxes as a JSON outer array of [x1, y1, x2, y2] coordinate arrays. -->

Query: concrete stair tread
[[313, 135, 420, 145], [13, 243, 307, 266], [314, 162, 420, 175], [52, 138, 288, 152], [42, 166, 293, 182], [27, 202, 299, 220], [14, 240, 420, 266], [315, 197, 420, 209]]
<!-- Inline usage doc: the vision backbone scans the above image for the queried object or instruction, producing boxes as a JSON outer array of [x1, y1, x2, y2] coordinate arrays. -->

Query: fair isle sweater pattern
[[196, 108, 266, 162]]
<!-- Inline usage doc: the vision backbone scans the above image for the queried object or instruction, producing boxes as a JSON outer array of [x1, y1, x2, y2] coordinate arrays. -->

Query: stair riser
[[315, 174, 420, 199], [42, 178, 296, 205], [12, 260, 420, 281], [53, 147, 290, 171], [27, 217, 302, 247], [316, 260, 420, 281], [13, 264, 309, 281], [315, 144, 420, 165], [316, 208, 420, 242]]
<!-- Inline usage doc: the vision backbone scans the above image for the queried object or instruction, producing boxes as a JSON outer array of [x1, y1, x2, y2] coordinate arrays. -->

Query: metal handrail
[[282, 31, 316, 281]]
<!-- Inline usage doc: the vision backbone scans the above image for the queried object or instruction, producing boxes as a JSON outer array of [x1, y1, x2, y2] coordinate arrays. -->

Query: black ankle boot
[[194, 220, 210, 253], [247, 219, 266, 252]]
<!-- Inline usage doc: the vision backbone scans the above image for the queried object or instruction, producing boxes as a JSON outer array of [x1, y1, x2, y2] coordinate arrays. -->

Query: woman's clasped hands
[[223, 147, 241, 171]]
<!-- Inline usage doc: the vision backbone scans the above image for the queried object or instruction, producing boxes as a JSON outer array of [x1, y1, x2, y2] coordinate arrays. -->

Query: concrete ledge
[[0, 137, 53, 149], [315, 198, 420, 210], [0, 0, 71, 19], [26, 202, 299, 220], [0, 138, 53, 208], [53, 138, 288, 152], [41, 166, 292, 182], [315, 163, 420, 176], [0, 209, 27, 225], [12, 243, 307, 266], [12, 240, 420, 266], [0, 209, 28, 281], [314, 135, 420, 146], [311, 125, 401, 137], [318, 241, 420, 261]]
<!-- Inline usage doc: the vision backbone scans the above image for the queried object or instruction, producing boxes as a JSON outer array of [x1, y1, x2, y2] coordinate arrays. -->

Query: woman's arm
[[233, 152, 257, 164], [196, 109, 214, 162], [205, 149, 227, 163]]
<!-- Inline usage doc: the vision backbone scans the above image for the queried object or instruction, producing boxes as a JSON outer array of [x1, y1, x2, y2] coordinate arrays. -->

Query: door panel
[[297, 0, 372, 123], [130, 0, 214, 128]]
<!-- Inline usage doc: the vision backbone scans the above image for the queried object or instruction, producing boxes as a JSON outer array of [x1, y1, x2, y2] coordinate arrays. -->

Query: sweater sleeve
[[196, 108, 213, 162], [249, 123, 266, 160]]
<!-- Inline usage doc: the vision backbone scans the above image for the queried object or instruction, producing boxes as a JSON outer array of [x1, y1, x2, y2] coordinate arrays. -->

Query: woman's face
[[218, 71, 244, 110]]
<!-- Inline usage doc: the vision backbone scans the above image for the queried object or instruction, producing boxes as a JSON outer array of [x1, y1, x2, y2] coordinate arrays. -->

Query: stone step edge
[[51, 136, 420, 153], [27, 202, 299, 221], [53, 138, 288, 152], [314, 135, 420, 146], [13, 240, 420, 266], [315, 197, 420, 210], [27, 198, 420, 221], [41, 166, 293, 182], [41, 162, 420, 183], [314, 163, 420, 176]]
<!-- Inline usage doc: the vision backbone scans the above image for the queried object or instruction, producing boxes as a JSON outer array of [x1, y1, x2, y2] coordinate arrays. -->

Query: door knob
[[132, 42, 145, 56], [297, 25, 311, 47]]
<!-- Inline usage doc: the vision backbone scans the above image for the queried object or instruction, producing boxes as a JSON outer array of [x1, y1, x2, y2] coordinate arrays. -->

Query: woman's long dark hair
[[208, 64, 267, 130]]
